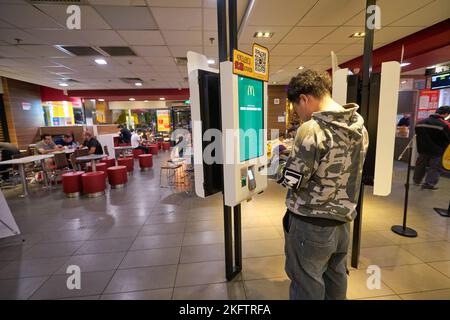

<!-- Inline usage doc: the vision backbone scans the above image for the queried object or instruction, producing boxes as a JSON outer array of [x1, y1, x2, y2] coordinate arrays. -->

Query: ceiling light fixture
[[58, 83, 68, 87], [95, 59, 107, 65], [297, 66, 304, 70], [272, 81, 277, 84], [426, 65, 437, 69], [400, 62, 411, 67], [159, 97, 166, 101], [134, 82, 143, 87], [144, 100, 149, 102], [207, 59, 215, 65], [98, 99, 105, 102], [254, 32, 273, 38], [350, 32, 365, 38], [129, 98, 135, 101]]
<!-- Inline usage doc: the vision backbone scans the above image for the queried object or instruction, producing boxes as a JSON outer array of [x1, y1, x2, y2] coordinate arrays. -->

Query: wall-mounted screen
[[431, 72, 450, 90], [238, 76, 264, 162]]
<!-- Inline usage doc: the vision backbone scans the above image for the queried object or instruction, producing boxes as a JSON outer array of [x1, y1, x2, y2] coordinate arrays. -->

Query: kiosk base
[[391, 225, 418, 237], [434, 207, 450, 217]]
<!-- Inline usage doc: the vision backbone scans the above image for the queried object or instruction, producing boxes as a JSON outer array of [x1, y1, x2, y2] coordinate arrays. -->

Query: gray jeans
[[413, 154, 443, 187], [283, 212, 350, 300]]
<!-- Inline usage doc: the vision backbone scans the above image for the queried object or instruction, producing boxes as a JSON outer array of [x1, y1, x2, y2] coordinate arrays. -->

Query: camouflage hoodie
[[277, 103, 368, 222]]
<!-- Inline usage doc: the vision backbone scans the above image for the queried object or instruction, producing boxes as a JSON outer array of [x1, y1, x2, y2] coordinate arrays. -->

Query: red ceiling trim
[[66, 88, 190, 101]]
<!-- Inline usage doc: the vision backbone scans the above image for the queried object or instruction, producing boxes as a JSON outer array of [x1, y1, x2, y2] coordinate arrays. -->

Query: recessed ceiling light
[[272, 81, 277, 84], [400, 62, 411, 67], [159, 97, 166, 101], [207, 59, 215, 65], [98, 99, 105, 102], [134, 82, 143, 87], [401, 80, 407, 84], [58, 83, 68, 87], [254, 32, 273, 38], [144, 100, 149, 102], [350, 32, 365, 38], [129, 98, 135, 101], [426, 65, 436, 69], [297, 66, 304, 70], [90, 99, 96, 102], [95, 59, 107, 65]]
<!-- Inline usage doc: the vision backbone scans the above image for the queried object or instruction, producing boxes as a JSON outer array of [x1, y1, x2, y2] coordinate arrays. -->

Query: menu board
[[157, 109, 171, 132], [417, 90, 440, 121]]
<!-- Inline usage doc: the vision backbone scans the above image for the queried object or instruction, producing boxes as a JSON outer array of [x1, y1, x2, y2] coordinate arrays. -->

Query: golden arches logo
[[247, 85, 255, 96]]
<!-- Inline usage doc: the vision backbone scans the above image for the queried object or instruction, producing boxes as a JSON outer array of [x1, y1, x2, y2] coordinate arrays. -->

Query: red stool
[[117, 157, 134, 173], [138, 154, 153, 171], [107, 166, 128, 189], [87, 162, 107, 179], [132, 148, 144, 159], [149, 144, 159, 155], [82, 172, 106, 198], [61, 171, 84, 198], [162, 142, 171, 151], [102, 157, 116, 169]]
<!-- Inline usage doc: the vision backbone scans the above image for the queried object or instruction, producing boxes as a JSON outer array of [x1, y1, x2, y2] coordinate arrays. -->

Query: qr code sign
[[254, 47, 267, 75]]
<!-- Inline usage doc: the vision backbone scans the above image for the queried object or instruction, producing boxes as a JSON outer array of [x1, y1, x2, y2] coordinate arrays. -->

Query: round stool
[[82, 172, 106, 198], [132, 148, 144, 159], [117, 157, 134, 173], [107, 166, 128, 189], [138, 154, 153, 171], [102, 157, 116, 169], [61, 171, 84, 198], [149, 144, 159, 155], [162, 142, 171, 151], [87, 162, 107, 179]]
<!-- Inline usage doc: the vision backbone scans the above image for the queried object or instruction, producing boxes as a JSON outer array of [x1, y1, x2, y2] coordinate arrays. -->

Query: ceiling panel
[[151, 8, 202, 30], [281, 27, 335, 44], [146, 0, 202, 7], [36, 5, 111, 30], [286, 56, 328, 67], [0, 58, 27, 67], [376, 0, 436, 26], [0, 45, 34, 58], [336, 43, 364, 56], [143, 56, 176, 66], [88, 0, 147, 5], [0, 29, 44, 45], [374, 26, 424, 44], [162, 31, 202, 46], [203, 46, 218, 58], [169, 46, 202, 57], [390, 0, 450, 27], [319, 26, 365, 44], [81, 30, 127, 46], [302, 44, 346, 56], [111, 56, 148, 66], [204, 8, 217, 31], [270, 56, 296, 66], [18, 45, 71, 58], [270, 44, 311, 56], [132, 46, 171, 57], [95, 6, 157, 30], [0, 4, 62, 29], [298, 0, 365, 26], [25, 29, 87, 46], [239, 26, 292, 44], [247, 0, 317, 26], [117, 30, 165, 46]]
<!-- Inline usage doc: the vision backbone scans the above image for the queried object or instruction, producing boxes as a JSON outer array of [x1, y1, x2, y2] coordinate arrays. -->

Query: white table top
[[51, 149, 75, 154], [0, 154, 54, 165], [114, 146, 134, 150]]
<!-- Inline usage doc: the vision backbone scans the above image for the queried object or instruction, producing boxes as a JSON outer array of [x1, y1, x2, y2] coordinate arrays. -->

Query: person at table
[[80, 131, 103, 155], [131, 129, 149, 154], [0, 142, 20, 181], [36, 134, 63, 154], [54, 134, 77, 148], [118, 124, 132, 144]]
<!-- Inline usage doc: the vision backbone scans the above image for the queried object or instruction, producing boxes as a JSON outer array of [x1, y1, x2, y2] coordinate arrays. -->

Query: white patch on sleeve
[[282, 169, 303, 189]]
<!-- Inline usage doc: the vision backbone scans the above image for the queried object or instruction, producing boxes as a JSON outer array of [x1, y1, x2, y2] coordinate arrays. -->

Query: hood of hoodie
[[311, 103, 365, 144]]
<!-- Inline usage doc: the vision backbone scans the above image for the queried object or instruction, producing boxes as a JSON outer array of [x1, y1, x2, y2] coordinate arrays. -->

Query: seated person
[[118, 124, 131, 144], [36, 134, 63, 154], [275, 133, 287, 154], [54, 134, 77, 148], [80, 131, 103, 155], [131, 129, 149, 154], [0, 142, 20, 181]]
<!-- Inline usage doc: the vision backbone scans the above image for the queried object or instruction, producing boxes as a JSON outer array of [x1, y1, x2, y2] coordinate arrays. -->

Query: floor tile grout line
[[171, 214, 189, 300]]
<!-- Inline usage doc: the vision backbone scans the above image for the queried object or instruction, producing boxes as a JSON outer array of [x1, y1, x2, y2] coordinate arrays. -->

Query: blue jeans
[[283, 212, 350, 300]]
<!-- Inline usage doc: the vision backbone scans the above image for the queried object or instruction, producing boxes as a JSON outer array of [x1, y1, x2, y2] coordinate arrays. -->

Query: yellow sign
[[233, 43, 269, 82], [157, 110, 171, 132], [443, 144, 450, 171]]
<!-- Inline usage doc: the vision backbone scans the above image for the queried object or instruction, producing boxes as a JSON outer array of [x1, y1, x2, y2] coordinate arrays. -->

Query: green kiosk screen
[[238, 76, 264, 162]]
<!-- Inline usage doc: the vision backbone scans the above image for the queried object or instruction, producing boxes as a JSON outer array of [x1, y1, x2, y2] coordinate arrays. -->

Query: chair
[[103, 145, 110, 157], [48, 152, 70, 188], [70, 148, 89, 171], [160, 162, 183, 188]]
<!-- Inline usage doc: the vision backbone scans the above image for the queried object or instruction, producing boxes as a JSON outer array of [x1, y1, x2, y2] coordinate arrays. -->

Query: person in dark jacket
[[413, 106, 450, 190], [118, 124, 132, 144], [0, 142, 20, 180]]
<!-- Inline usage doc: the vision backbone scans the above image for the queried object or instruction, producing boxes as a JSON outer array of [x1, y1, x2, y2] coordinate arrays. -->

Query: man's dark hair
[[287, 69, 332, 103], [117, 124, 123, 129], [436, 106, 450, 115], [63, 134, 72, 139], [41, 134, 51, 140]]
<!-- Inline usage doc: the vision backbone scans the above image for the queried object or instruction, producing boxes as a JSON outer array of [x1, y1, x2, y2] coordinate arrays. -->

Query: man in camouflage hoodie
[[277, 69, 368, 300]]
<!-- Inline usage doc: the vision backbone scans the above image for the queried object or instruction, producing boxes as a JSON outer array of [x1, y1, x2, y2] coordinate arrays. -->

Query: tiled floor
[[0, 154, 449, 300]]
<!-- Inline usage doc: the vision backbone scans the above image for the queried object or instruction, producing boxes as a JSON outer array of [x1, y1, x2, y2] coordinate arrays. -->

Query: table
[[76, 154, 105, 172], [0, 154, 54, 197], [51, 149, 76, 155], [113, 146, 134, 158]]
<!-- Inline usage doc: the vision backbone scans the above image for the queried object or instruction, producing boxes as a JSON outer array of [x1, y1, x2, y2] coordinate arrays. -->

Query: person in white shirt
[[131, 129, 149, 154]]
